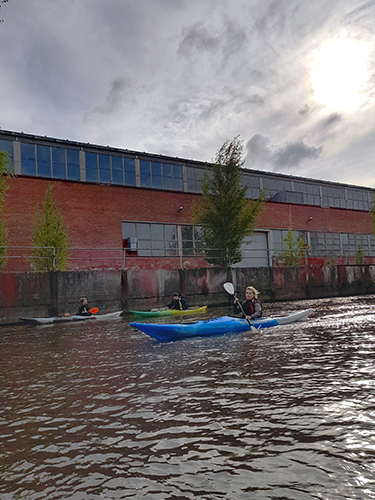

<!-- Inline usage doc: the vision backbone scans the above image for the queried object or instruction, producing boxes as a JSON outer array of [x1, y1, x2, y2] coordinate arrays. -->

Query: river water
[[1, 295, 375, 499]]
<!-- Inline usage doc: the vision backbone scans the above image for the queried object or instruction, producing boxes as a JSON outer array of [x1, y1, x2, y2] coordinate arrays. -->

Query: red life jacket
[[246, 299, 256, 316]]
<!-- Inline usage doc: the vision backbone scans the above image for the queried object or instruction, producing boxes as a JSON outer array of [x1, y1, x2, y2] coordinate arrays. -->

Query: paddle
[[89, 307, 99, 314], [223, 282, 253, 329]]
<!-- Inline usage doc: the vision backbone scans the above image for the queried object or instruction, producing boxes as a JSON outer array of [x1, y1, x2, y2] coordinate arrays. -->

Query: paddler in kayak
[[233, 286, 262, 321], [167, 293, 188, 311], [77, 297, 92, 316]]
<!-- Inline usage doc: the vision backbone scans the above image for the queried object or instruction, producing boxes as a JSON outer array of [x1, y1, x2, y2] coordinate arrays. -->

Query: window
[[361, 234, 369, 253], [333, 233, 341, 253], [86, 152, 98, 182], [307, 231, 372, 257], [347, 189, 368, 211], [321, 186, 345, 208], [23, 143, 80, 180], [353, 234, 369, 254], [137, 223, 151, 256], [37, 145, 51, 177], [182, 225, 194, 255], [67, 150, 80, 181], [140, 160, 151, 187], [151, 224, 164, 256], [186, 167, 205, 193], [151, 162, 162, 189], [140, 160, 184, 191], [278, 179, 291, 192], [172, 165, 183, 191], [0, 139, 13, 171], [112, 156, 123, 185], [341, 233, 349, 254], [309, 232, 319, 256], [294, 182, 320, 206], [196, 169, 204, 193], [259, 176, 270, 198], [243, 174, 260, 199], [121, 222, 201, 258], [181, 225, 201, 256], [186, 166, 196, 192], [21, 143, 36, 175], [272, 230, 283, 254], [121, 222, 136, 240], [52, 147, 66, 179], [124, 158, 135, 186], [99, 154, 110, 184], [269, 179, 277, 198], [162, 164, 172, 190], [165, 224, 178, 255], [370, 235, 375, 256], [318, 233, 326, 253], [325, 233, 340, 253]]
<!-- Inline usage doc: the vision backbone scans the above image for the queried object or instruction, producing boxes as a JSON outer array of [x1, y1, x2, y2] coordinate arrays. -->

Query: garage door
[[232, 232, 269, 268]]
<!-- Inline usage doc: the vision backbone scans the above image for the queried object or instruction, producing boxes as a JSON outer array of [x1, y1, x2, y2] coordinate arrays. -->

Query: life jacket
[[245, 299, 256, 316], [172, 299, 183, 310]]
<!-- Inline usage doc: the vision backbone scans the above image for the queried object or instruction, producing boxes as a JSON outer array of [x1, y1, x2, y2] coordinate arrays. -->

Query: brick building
[[0, 129, 373, 272]]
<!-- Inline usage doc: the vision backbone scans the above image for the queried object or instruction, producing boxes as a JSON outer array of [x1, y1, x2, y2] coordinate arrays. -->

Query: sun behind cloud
[[311, 38, 371, 113]]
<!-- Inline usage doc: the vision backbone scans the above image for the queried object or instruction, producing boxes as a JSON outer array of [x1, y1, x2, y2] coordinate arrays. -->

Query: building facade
[[0, 129, 374, 272]]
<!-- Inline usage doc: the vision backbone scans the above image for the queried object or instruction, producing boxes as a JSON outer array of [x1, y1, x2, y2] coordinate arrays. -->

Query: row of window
[[21, 143, 81, 180], [139, 161, 183, 191], [0, 137, 373, 211], [273, 229, 375, 257], [85, 152, 135, 186], [122, 223, 375, 262], [122, 222, 201, 257], [244, 175, 370, 210]]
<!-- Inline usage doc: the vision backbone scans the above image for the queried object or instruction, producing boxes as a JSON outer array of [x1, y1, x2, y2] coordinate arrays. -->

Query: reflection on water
[[1, 296, 375, 499]]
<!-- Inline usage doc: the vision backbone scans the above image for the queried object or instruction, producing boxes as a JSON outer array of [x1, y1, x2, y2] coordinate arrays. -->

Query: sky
[[1, 0, 375, 188]]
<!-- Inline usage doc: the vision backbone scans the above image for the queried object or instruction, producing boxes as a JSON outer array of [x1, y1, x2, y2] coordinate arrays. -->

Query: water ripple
[[1, 296, 375, 498]]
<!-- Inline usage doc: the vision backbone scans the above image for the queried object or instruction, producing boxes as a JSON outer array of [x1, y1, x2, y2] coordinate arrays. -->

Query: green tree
[[192, 136, 264, 267], [30, 184, 69, 271], [279, 229, 306, 266], [370, 202, 375, 234], [355, 245, 365, 265], [0, 151, 12, 270]]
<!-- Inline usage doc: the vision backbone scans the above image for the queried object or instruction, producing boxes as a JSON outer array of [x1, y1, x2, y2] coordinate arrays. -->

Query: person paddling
[[78, 297, 92, 316], [233, 286, 262, 321], [167, 293, 188, 310]]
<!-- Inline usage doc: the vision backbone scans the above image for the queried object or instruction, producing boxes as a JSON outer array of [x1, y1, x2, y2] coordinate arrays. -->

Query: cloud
[[273, 141, 323, 168], [94, 77, 138, 114], [245, 134, 272, 166], [178, 23, 221, 55], [320, 113, 342, 129], [245, 135, 323, 171], [1, 0, 375, 185]]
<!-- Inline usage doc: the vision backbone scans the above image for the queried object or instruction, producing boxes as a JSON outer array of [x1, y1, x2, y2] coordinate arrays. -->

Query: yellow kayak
[[130, 305, 207, 318]]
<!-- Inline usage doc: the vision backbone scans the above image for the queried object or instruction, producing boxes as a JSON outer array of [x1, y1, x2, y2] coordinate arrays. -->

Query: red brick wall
[[260, 202, 372, 234], [4, 177, 202, 270], [2, 176, 373, 271]]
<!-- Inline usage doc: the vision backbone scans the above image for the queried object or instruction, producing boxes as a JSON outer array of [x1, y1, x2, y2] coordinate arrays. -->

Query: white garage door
[[232, 232, 269, 268]]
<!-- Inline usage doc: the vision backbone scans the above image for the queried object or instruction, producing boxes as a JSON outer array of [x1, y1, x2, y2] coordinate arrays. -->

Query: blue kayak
[[130, 309, 312, 341]]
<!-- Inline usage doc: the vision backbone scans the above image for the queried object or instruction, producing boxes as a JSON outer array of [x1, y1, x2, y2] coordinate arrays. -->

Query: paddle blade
[[89, 307, 99, 314], [223, 282, 235, 295]]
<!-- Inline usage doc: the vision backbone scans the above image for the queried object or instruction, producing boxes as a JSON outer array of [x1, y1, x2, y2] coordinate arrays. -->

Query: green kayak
[[130, 305, 207, 318]]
